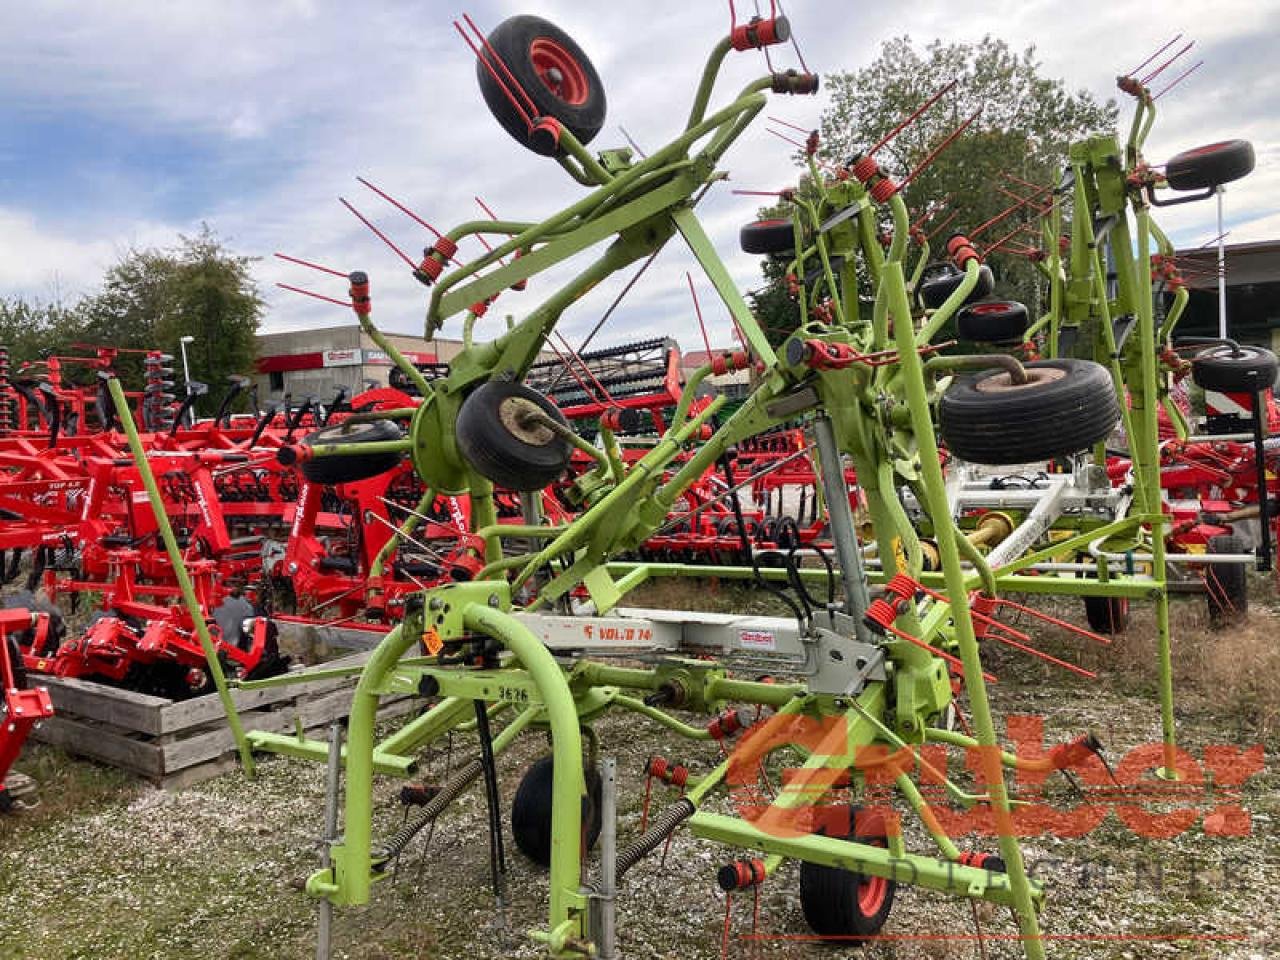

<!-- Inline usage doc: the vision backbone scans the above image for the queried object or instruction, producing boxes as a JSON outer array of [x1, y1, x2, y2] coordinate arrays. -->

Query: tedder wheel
[[740, 218, 796, 255], [300, 419, 404, 485], [1165, 140, 1255, 191], [510, 755, 603, 867], [956, 299, 1030, 344], [916, 264, 994, 311], [1205, 534, 1249, 624], [456, 380, 573, 491], [938, 358, 1119, 465], [476, 14, 606, 156], [1190, 344, 1279, 394], [1083, 596, 1129, 634], [799, 806, 896, 939]]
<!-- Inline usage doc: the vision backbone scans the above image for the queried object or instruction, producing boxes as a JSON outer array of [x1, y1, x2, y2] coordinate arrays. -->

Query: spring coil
[[373, 759, 483, 863], [615, 797, 695, 881]]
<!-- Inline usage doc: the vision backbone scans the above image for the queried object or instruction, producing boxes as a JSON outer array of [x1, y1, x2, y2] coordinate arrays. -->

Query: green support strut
[[106, 376, 255, 776]]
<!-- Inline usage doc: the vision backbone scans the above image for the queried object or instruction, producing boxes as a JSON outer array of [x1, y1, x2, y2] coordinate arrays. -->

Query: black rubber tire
[[917, 264, 994, 311], [956, 299, 1030, 343], [510, 755, 603, 867], [1206, 534, 1249, 624], [740, 218, 796, 255], [476, 15, 606, 157], [1165, 140, 1255, 191], [1083, 596, 1129, 635], [1190, 344, 1278, 394], [939, 359, 1119, 465], [799, 806, 896, 940], [300, 419, 404, 485], [456, 381, 573, 491]]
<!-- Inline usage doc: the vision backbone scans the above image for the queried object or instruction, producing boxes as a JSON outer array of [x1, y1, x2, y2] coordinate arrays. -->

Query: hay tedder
[[154, 10, 1264, 959]]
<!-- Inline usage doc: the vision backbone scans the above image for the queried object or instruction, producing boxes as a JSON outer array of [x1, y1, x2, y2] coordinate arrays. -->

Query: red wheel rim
[[529, 37, 588, 105], [972, 301, 1015, 315], [858, 873, 888, 915]]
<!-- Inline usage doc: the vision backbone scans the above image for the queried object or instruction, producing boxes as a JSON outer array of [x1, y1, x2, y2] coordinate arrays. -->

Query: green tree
[[749, 36, 1117, 338], [0, 298, 85, 366], [78, 225, 262, 411]]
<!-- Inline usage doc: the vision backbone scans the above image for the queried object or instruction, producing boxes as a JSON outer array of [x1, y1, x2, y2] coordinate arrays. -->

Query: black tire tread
[[939, 359, 1119, 465]]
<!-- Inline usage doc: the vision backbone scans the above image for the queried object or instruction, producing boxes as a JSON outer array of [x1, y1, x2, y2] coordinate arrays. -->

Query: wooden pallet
[[31, 651, 417, 788]]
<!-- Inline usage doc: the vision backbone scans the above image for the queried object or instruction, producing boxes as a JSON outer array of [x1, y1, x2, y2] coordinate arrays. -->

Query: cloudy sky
[[1, 0, 1277, 352]]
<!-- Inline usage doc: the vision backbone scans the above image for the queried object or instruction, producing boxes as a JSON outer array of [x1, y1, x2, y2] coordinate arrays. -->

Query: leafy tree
[[78, 225, 262, 411], [749, 36, 1117, 338], [0, 298, 84, 367]]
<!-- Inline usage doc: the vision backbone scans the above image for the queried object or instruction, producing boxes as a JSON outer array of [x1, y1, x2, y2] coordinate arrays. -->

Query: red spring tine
[[543, 336, 604, 405], [923, 208, 961, 242], [868, 78, 959, 157], [273, 252, 347, 278], [1126, 34, 1183, 80], [687, 272, 715, 358], [276, 283, 356, 310], [463, 13, 539, 119], [885, 621, 996, 682], [1153, 61, 1204, 100], [1141, 39, 1194, 86], [767, 114, 813, 135], [767, 127, 807, 151], [899, 108, 982, 190], [338, 197, 416, 270], [554, 330, 617, 405], [453, 18, 533, 130], [990, 597, 1112, 647], [357, 177, 444, 240]]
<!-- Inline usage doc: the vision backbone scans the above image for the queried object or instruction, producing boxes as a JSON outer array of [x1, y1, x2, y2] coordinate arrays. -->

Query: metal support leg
[[811, 414, 874, 635], [595, 757, 617, 960], [317, 721, 343, 960]]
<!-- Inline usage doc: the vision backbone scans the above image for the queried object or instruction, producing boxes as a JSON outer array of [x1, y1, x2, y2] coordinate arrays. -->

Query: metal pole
[[1217, 186, 1227, 339], [1251, 389, 1272, 572], [596, 756, 617, 960], [179, 337, 195, 427], [810, 414, 874, 630], [317, 721, 344, 960]]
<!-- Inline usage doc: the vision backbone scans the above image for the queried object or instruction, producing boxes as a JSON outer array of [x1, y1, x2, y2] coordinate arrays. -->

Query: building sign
[[365, 349, 437, 366], [322, 349, 362, 368]]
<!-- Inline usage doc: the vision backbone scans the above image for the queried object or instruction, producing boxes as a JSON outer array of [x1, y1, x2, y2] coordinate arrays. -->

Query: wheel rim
[[498, 396, 556, 446], [857, 873, 889, 916], [974, 366, 1066, 394], [529, 37, 589, 105]]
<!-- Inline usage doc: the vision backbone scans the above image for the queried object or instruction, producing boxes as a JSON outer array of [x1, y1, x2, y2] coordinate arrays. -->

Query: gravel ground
[[1, 594, 1276, 960]]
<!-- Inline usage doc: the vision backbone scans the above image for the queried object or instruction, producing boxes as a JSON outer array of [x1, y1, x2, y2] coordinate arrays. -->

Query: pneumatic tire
[[1190, 344, 1278, 393], [740, 218, 796, 255], [917, 264, 994, 311], [956, 299, 1030, 344], [299, 419, 404, 485], [1165, 140, 1255, 191], [476, 15, 606, 156], [456, 380, 573, 491], [1205, 534, 1249, 624], [799, 806, 895, 939], [510, 755, 603, 867], [939, 359, 1119, 465]]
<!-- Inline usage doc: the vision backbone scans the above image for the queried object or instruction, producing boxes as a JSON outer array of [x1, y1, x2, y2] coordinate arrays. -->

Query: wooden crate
[[31, 651, 417, 788]]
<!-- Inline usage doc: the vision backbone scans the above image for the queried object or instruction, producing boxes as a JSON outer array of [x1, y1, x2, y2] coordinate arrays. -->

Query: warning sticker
[[739, 629, 777, 651]]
